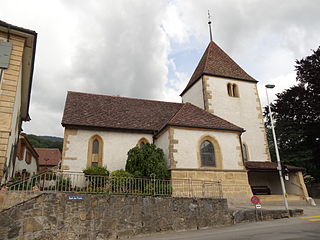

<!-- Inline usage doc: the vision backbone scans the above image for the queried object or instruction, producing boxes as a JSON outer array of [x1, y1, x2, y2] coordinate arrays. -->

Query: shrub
[[125, 143, 170, 179], [56, 176, 72, 191], [83, 166, 109, 191], [83, 166, 109, 176], [110, 170, 134, 194], [110, 169, 133, 178]]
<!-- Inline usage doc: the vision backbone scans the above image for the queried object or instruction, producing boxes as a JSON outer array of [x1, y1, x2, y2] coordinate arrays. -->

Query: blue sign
[[68, 196, 84, 200]]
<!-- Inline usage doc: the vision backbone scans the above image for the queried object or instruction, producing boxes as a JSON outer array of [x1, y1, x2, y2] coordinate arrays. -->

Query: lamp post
[[265, 84, 289, 211]]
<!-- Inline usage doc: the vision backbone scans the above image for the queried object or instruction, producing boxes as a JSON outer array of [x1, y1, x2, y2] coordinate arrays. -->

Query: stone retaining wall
[[0, 191, 41, 211], [0, 193, 231, 240], [0, 193, 303, 240]]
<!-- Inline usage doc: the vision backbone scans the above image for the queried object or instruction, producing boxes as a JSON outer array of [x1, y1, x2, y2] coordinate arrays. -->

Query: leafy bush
[[110, 169, 133, 178], [83, 166, 109, 176], [110, 170, 134, 194], [83, 166, 109, 191], [125, 143, 170, 179], [56, 176, 72, 191]]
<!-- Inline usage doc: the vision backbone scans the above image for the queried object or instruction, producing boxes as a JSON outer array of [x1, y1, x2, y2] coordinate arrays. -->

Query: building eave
[[62, 123, 156, 135]]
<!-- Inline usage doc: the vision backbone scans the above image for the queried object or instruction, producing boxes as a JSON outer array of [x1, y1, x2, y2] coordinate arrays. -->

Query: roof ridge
[[155, 103, 186, 133], [68, 91, 183, 106], [202, 42, 212, 75], [167, 103, 188, 124], [169, 102, 244, 131]]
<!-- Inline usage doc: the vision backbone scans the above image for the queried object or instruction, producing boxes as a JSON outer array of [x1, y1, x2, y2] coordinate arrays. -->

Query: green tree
[[265, 46, 320, 181], [27, 134, 63, 151], [125, 143, 170, 179]]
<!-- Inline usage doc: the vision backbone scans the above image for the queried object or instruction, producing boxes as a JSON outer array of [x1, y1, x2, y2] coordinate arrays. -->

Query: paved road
[[131, 206, 320, 240]]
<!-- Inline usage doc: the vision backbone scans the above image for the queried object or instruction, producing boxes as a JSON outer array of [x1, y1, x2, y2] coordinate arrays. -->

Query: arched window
[[87, 135, 103, 167], [200, 140, 216, 167], [227, 83, 233, 97], [137, 137, 149, 148], [198, 136, 223, 169], [233, 84, 239, 97], [227, 83, 240, 98], [92, 139, 99, 154]]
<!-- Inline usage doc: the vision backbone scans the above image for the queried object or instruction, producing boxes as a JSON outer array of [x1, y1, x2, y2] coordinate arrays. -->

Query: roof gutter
[[24, 31, 37, 121], [62, 124, 155, 135]]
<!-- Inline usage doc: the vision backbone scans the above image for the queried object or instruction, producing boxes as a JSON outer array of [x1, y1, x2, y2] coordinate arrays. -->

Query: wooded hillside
[[27, 134, 63, 152]]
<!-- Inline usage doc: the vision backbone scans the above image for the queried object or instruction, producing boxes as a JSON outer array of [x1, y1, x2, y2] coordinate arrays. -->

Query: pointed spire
[[208, 10, 213, 42], [180, 42, 257, 96]]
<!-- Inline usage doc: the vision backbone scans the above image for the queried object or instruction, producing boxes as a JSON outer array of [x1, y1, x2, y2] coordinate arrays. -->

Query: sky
[[1, 0, 319, 137]]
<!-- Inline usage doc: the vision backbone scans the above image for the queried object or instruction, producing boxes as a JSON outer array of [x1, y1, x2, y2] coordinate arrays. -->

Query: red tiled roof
[[167, 103, 242, 131], [62, 91, 244, 133], [180, 41, 257, 96], [35, 148, 61, 166], [244, 161, 304, 172]]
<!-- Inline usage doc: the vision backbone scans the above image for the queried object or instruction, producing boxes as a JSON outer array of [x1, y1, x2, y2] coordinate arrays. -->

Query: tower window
[[227, 83, 233, 97], [227, 83, 240, 98]]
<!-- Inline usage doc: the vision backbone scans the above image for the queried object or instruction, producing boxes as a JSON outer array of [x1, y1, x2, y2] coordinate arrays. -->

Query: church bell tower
[[180, 40, 271, 163]]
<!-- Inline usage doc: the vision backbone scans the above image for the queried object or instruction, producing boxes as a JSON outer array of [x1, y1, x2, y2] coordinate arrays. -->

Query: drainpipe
[[0, 69, 3, 85], [238, 132, 246, 167], [152, 132, 156, 144]]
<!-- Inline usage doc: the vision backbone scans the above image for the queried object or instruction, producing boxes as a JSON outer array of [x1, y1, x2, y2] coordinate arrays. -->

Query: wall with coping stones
[[0, 193, 231, 240], [0, 193, 303, 240]]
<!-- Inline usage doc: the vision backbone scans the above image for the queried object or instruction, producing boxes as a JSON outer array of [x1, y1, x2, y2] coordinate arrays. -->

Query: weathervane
[[208, 10, 213, 42]]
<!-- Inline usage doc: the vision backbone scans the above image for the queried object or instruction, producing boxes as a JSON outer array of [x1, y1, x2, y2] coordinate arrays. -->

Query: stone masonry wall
[[0, 193, 232, 240], [0, 192, 41, 211], [0, 192, 303, 240]]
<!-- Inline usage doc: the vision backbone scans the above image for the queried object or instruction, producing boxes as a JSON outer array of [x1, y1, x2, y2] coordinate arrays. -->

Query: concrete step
[[256, 194, 307, 206]]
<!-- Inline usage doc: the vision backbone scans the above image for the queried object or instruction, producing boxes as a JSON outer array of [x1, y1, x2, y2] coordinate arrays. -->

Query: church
[[61, 40, 309, 204]]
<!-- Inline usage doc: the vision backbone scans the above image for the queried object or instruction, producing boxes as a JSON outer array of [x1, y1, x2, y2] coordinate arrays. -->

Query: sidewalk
[[229, 198, 320, 217]]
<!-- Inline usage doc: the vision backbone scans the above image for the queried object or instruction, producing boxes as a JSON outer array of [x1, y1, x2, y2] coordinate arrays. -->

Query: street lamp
[[265, 84, 289, 211]]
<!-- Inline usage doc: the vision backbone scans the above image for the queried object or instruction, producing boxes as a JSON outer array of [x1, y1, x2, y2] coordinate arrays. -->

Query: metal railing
[[1, 171, 223, 198]]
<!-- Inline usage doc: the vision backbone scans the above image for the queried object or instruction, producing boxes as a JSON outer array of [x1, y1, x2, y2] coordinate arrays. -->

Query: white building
[[61, 40, 309, 204], [14, 134, 39, 178]]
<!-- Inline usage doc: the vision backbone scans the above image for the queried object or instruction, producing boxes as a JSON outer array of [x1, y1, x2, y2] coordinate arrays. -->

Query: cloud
[[1, 0, 319, 137]]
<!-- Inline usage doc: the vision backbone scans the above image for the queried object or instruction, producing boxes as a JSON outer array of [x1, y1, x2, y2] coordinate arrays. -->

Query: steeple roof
[[180, 41, 257, 96]]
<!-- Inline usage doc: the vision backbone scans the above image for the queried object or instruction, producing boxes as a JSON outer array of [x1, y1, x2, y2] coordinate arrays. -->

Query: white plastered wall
[[14, 149, 38, 176], [154, 130, 169, 167], [248, 171, 303, 195], [173, 128, 243, 170], [181, 78, 204, 109], [205, 76, 269, 162], [63, 129, 153, 173]]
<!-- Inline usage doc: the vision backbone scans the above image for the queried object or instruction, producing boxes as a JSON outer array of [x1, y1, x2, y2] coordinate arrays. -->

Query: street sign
[[251, 196, 260, 205], [255, 204, 262, 209], [68, 196, 84, 200]]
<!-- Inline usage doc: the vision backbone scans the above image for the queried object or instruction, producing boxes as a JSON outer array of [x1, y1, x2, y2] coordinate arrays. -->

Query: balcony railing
[[1, 171, 223, 199]]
